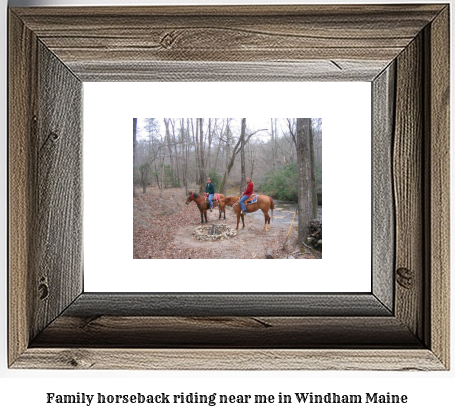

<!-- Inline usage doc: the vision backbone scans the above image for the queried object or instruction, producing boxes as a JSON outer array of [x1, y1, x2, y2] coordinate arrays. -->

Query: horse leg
[[200, 209, 204, 224], [241, 212, 245, 229], [236, 212, 240, 230], [262, 207, 270, 231], [265, 212, 271, 231], [223, 207, 226, 220], [204, 210, 208, 223]]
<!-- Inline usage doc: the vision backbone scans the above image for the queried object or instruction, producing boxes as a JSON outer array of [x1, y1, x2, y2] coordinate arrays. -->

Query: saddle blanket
[[204, 193, 221, 201], [246, 195, 258, 204]]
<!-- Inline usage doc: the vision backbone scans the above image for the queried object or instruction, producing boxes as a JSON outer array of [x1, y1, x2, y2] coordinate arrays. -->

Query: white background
[[1, 1, 454, 414], [84, 82, 371, 292]]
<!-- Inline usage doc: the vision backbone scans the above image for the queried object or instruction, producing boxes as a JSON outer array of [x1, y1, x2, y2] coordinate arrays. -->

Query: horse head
[[224, 196, 239, 207], [185, 192, 195, 205]]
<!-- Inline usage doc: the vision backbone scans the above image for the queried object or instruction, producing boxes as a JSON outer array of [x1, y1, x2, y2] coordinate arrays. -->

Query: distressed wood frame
[[8, 4, 449, 370]]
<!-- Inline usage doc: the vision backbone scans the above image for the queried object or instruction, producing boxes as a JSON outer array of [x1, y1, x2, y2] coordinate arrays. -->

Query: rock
[[192, 224, 236, 241]]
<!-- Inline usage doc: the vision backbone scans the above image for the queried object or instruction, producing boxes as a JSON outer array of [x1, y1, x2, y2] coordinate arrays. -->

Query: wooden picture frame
[[8, 4, 449, 370]]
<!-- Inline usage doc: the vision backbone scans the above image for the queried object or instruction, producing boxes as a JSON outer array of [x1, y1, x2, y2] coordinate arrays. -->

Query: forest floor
[[133, 187, 320, 259]]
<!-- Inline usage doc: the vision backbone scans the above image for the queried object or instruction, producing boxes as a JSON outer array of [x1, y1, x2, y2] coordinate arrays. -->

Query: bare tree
[[239, 118, 247, 191], [133, 118, 138, 197], [247, 140, 256, 179], [219, 120, 266, 194], [198, 118, 207, 193], [270, 118, 276, 169], [296, 118, 316, 244], [181, 118, 188, 195], [308, 119, 318, 218]]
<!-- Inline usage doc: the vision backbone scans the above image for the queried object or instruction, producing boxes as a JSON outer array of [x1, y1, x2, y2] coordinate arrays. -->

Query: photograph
[[133, 118, 322, 260], [82, 81, 370, 294], [4, 0, 449, 378]]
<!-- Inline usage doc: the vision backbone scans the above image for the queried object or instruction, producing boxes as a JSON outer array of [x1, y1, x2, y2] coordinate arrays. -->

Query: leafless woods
[[133, 118, 322, 242]]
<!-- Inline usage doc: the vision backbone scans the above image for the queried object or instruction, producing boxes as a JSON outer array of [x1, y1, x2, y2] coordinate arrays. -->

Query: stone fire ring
[[193, 224, 237, 241]]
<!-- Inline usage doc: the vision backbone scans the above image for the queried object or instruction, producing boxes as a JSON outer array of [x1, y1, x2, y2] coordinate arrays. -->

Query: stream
[[249, 199, 322, 229]]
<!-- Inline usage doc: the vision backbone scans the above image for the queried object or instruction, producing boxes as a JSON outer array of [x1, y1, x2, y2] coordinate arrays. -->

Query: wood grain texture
[[65, 293, 391, 317], [393, 34, 424, 340], [9, 11, 84, 366], [31, 316, 421, 348], [11, 5, 444, 82], [8, 11, 38, 366], [71, 61, 388, 82], [8, 4, 450, 370], [32, 42, 83, 339], [372, 63, 395, 312], [426, 6, 450, 368], [13, 349, 445, 371]]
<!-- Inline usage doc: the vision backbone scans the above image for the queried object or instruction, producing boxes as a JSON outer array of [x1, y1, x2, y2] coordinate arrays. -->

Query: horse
[[186, 192, 209, 223], [186, 192, 226, 223], [224, 194, 274, 231], [211, 193, 226, 220]]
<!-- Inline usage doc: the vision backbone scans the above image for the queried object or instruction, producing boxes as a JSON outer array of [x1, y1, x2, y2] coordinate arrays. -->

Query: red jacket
[[244, 182, 254, 197]]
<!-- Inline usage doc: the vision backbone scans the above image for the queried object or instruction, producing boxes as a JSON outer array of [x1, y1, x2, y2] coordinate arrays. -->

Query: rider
[[205, 177, 215, 212], [240, 177, 254, 215]]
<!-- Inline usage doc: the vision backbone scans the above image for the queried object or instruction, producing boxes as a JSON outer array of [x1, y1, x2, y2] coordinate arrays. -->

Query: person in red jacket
[[239, 177, 254, 214]]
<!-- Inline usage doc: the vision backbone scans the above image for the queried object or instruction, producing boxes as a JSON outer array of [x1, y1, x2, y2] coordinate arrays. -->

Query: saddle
[[204, 193, 221, 201], [245, 194, 258, 204]]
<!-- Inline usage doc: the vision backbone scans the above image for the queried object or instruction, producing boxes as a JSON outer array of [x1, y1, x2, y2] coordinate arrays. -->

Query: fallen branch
[[301, 241, 322, 259]]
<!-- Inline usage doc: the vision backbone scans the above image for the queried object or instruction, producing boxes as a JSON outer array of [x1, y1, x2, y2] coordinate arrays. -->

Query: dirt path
[[133, 187, 318, 259], [173, 210, 288, 259]]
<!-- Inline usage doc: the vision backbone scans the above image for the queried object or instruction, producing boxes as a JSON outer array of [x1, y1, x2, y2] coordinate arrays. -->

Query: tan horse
[[211, 194, 226, 220], [224, 195, 274, 231]]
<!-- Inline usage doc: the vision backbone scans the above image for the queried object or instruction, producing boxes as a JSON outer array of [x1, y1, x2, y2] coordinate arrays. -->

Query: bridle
[[187, 192, 209, 207], [185, 192, 194, 205]]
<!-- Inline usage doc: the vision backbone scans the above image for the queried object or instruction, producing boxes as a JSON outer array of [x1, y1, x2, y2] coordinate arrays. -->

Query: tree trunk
[[221, 119, 231, 195], [249, 147, 255, 179], [296, 118, 315, 244], [240, 118, 246, 191], [133, 118, 137, 197], [309, 119, 318, 218], [155, 164, 160, 188], [182, 118, 188, 195], [164, 118, 176, 187], [160, 150, 165, 198], [170, 118, 180, 187], [271, 118, 276, 169], [198, 118, 207, 193], [207, 118, 213, 170], [191, 118, 200, 185]]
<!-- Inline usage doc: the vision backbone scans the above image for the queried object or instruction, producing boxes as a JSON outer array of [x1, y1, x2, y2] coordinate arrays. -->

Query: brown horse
[[224, 195, 274, 231], [186, 192, 209, 223], [186, 192, 226, 223], [211, 194, 226, 220]]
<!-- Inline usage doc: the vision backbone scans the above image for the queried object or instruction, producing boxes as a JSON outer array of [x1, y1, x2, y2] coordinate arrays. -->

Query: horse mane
[[193, 192, 199, 198]]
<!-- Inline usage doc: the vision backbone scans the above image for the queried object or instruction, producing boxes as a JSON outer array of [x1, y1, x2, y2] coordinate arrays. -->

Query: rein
[[189, 193, 209, 208], [231, 197, 241, 208]]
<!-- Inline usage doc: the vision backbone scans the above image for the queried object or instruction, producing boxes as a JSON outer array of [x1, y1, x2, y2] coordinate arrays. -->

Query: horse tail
[[269, 197, 274, 221]]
